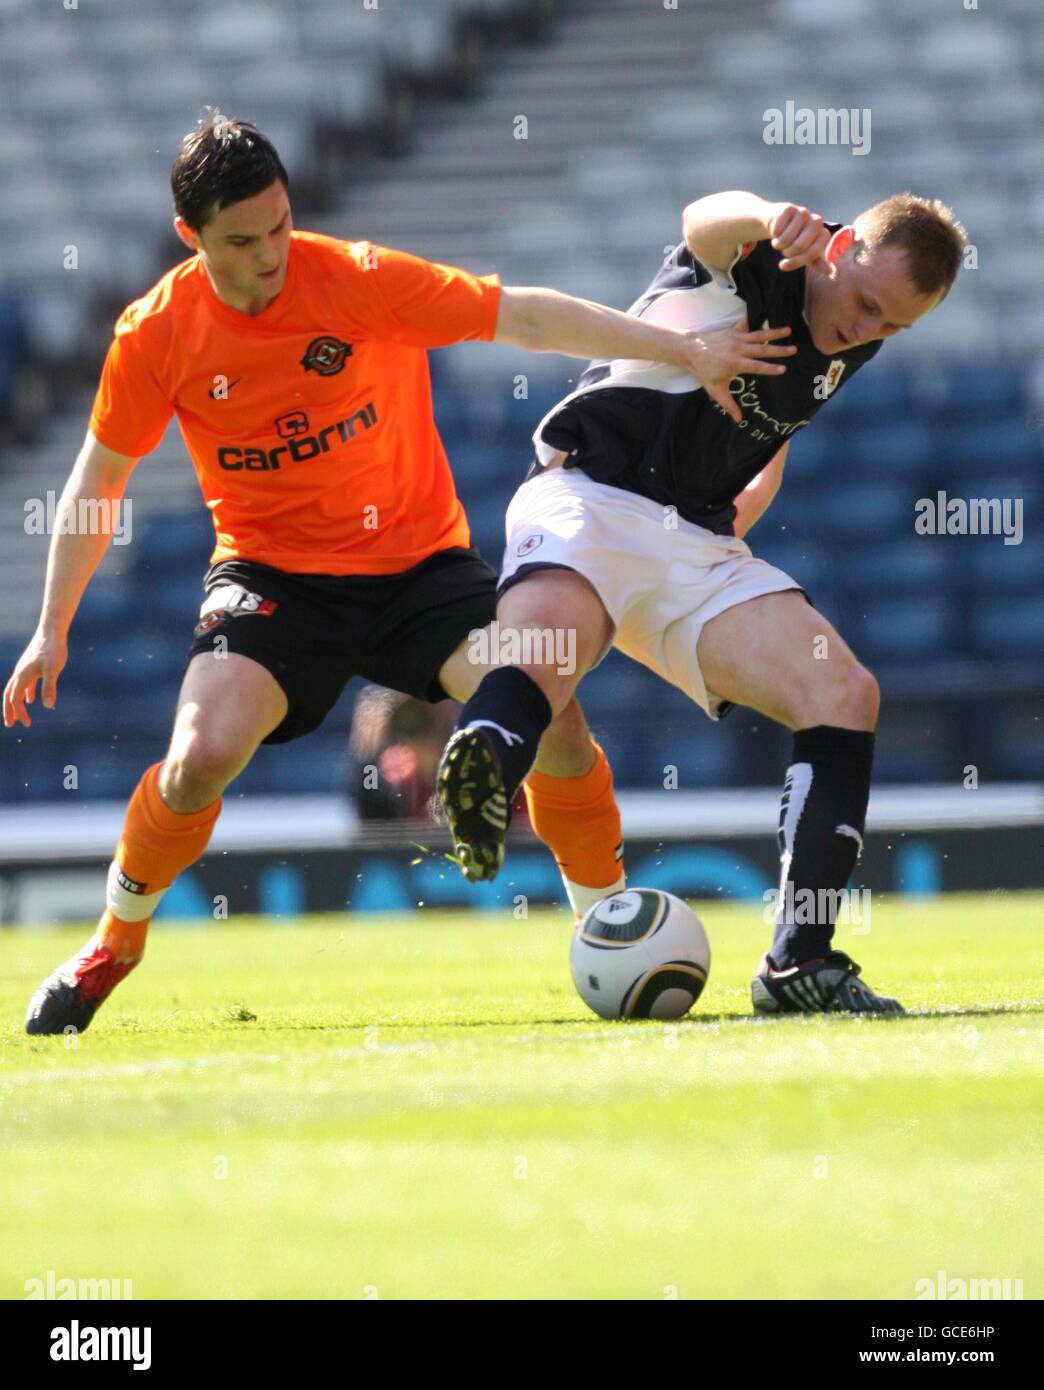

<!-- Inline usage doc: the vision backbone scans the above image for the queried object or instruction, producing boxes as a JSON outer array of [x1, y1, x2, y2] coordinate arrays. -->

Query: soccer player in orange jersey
[[3, 114, 794, 1034]]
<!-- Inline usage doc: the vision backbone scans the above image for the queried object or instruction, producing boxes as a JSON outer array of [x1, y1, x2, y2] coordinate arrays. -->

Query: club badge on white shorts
[[516, 533, 544, 557]]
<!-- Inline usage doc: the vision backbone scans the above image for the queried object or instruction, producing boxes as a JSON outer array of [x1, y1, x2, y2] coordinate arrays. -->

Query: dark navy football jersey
[[530, 224, 883, 533]]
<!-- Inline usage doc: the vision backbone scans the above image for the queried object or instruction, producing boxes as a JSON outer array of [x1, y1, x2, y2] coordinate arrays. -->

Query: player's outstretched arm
[[2, 431, 139, 730], [682, 191, 831, 273], [494, 286, 795, 422], [732, 443, 789, 539]]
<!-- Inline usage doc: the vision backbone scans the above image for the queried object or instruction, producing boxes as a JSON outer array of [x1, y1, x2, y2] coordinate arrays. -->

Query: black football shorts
[[185, 548, 498, 744]]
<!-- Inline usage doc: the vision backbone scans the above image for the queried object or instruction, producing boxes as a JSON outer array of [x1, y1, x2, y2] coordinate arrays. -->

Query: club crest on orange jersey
[[300, 336, 352, 376]]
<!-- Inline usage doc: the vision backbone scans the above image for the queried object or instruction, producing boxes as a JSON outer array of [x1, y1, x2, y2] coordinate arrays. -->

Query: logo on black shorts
[[516, 533, 543, 557], [193, 609, 228, 637], [300, 336, 352, 376], [193, 587, 279, 638]]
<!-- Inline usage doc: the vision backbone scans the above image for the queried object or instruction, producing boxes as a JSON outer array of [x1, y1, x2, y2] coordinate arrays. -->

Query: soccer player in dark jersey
[[439, 191, 967, 1015], [3, 120, 793, 1035]]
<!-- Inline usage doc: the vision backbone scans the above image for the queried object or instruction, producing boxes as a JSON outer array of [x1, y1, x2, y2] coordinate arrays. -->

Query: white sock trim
[[564, 873, 627, 919], [106, 861, 168, 922]]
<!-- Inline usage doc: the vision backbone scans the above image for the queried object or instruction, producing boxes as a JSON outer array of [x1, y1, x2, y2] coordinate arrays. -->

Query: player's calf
[[696, 596, 886, 973]]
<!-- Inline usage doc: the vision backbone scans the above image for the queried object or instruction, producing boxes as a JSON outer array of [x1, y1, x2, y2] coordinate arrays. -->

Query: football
[[569, 889, 711, 1020]]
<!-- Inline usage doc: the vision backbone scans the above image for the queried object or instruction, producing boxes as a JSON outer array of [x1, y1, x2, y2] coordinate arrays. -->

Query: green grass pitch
[[2, 892, 1042, 1300]]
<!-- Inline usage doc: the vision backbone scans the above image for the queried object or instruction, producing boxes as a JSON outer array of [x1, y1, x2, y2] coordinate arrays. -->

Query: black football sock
[[771, 725, 875, 969], [457, 666, 552, 801]]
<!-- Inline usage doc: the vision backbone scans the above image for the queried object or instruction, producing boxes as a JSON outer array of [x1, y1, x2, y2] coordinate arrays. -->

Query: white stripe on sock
[[565, 873, 627, 920], [106, 861, 168, 922], [776, 761, 814, 919]]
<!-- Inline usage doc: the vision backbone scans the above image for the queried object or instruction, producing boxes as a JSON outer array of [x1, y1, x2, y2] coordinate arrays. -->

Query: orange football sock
[[524, 741, 626, 919], [97, 762, 222, 963]]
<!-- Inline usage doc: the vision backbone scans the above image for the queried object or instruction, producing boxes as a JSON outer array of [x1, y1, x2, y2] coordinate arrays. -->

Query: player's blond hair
[[853, 193, 967, 301]]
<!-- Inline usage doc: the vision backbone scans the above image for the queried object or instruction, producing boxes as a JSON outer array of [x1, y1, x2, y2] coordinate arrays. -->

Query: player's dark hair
[[171, 108, 289, 231], [854, 193, 967, 301]]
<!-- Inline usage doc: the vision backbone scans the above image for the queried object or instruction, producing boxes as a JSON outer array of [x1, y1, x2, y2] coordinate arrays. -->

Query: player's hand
[[679, 319, 796, 423], [767, 203, 831, 272], [2, 629, 68, 729]]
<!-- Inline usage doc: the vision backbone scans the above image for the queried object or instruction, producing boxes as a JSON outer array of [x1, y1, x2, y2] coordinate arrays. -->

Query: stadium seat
[[134, 513, 216, 573], [69, 745, 163, 802], [919, 20, 1019, 79], [870, 723, 955, 784], [192, 5, 295, 59], [71, 579, 138, 641], [843, 420, 935, 475], [992, 704, 1044, 778], [385, 11, 461, 76], [940, 363, 1026, 419], [970, 595, 1044, 659], [945, 420, 1038, 475], [961, 537, 1044, 594], [807, 482, 911, 535], [849, 596, 957, 662], [250, 740, 349, 797], [647, 727, 735, 788], [830, 368, 912, 419], [63, 632, 181, 698]]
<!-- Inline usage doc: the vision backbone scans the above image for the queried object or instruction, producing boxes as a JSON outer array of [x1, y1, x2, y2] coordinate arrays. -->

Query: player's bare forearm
[[732, 443, 788, 539], [38, 434, 137, 639], [683, 193, 830, 274], [494, 286, 796, 422], [496, 285, 695, 367]]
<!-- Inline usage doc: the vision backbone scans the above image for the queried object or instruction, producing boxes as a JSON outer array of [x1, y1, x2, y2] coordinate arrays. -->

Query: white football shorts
[[499, 467, 803, 718]]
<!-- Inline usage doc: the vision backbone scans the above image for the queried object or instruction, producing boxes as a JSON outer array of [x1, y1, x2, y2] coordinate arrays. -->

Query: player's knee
[[817, 660, 879, 731], [161, 733, 245, 810]]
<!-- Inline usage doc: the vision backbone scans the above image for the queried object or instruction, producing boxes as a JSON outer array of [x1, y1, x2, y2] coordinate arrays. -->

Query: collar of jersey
[[197, 240, 300, 329]]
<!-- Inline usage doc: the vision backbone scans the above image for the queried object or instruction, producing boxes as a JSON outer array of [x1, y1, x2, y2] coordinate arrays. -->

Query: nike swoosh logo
[[209, 377, 242, 399]]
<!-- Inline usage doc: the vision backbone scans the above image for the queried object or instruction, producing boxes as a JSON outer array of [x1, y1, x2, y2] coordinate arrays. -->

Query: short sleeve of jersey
[[725, 238, 782, 327], [88, 317, 174, 458], [361, 244, 502, 349]]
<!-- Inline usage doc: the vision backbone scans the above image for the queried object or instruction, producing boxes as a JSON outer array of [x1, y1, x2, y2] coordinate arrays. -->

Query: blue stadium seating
[[850, 596, 958, 661], [970, 595, 1044, 659], [963, 537, 1044, 593]]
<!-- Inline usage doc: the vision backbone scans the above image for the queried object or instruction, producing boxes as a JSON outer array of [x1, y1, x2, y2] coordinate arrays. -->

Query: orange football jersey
[[89, 230, 502, 574]]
